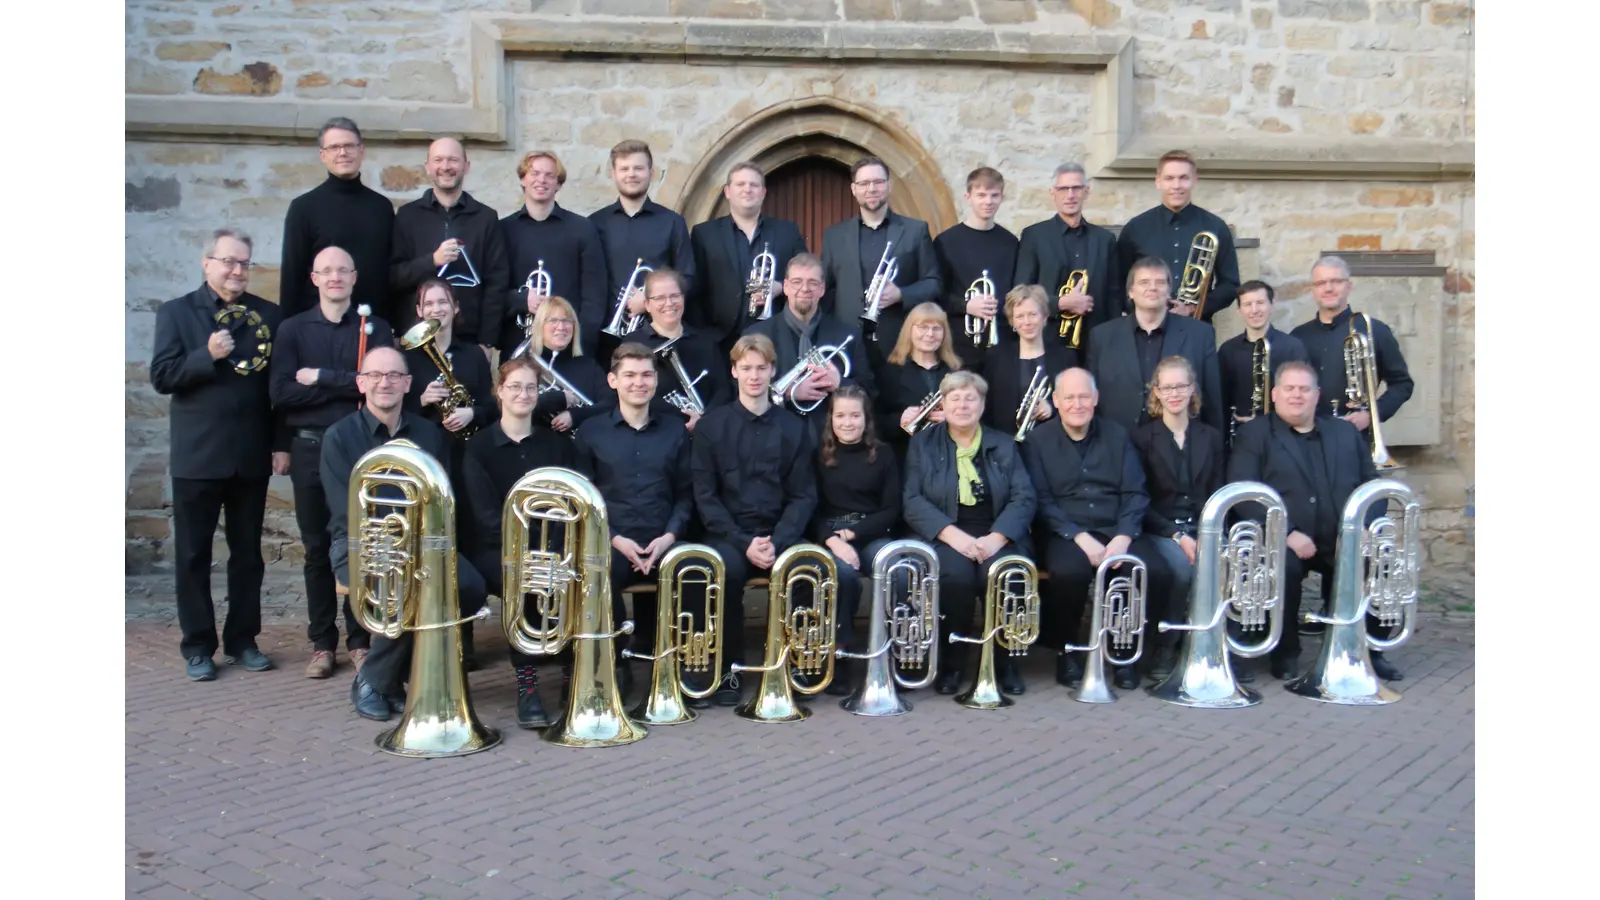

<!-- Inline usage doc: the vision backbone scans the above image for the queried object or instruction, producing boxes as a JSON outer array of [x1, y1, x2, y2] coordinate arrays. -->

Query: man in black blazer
[[820, 156, 941, 364], [1086, 257, 1224, 434], [1225, 360, 1401, 682], [1014, 162, 1122, 354], [149, 228, 287, 682], [746, 253, 874, 437], [688, 161, 808, 356]]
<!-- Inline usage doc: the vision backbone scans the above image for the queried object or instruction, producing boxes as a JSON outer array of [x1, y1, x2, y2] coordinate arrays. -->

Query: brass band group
[[150, 116, 1422, 756]]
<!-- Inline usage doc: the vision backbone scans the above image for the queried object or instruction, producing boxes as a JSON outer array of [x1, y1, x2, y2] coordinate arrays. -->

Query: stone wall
[[125, 0, 1474, 582]]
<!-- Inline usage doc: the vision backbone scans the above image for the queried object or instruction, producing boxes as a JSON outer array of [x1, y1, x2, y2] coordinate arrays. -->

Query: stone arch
[[666, 97, 958, 233]]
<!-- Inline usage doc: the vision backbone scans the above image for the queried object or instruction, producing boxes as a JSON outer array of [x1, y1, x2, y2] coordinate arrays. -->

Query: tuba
[[1286, 478, 1420, 705], [349, 439, 499, 758], [1056, 269, 1088, 348], [654, 334, 708, 417], [1149, 482, 1287, 708], [903, 390, 944, 435], [602, 258, 652, 338], [1014, 364, 1051, 442], [621, 543, 726, 724], [214, 304, 273, 375], [949, 554, 1040, 709], [747, 241, 777, 321], [501, 467, 646, 747], [1061, 553, 1148, 703], [963, 269, 999, 348], [861, 242, 899, 341], [1343, 312, 1401, 470], [400, 318, 477, 437], [836, 540, 941, 717], [1175, 231, 1218, 317], [731, 543, 839, 723], [770, 335, 854, 414]]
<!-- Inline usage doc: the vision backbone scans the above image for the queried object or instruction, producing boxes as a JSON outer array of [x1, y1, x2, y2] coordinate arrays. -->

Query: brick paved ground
[[128, 572, 1473, 899]]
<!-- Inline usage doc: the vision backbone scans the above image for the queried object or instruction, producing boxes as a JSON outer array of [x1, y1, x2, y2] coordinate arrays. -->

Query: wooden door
[[764, 158, 855, 254]]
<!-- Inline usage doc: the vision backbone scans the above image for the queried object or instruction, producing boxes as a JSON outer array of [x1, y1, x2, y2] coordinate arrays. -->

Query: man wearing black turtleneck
[[279, 118, 396, 322], [934, 167, 1018, 371]]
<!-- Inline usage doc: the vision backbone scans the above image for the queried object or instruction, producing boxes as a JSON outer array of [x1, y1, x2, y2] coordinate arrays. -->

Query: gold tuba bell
[[1343, 312, 1400, 470], [1057, 269, 1088, 348], [731, 544, 839, 723], [620, 543, 727, 725], [1175, 231, 1218, 317], [949, 554, 1040, 709], [1061, 553, 1148, 703]]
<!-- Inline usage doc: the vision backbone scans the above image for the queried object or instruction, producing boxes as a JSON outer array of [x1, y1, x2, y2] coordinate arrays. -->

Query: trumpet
[[1175, 231, 1218, 317], [1057, 269, 1088, 348], [949, 554, 1040, 709], [602, 258, 652, 338], [654, 335, 707, 417], [1343, 312, 1400, 469], [731, 544, 840, 723], [214, 303, 273, 375], [770, 335, 854, 414], [511, 260, 553, 359], [400, 318, 477, 438], [861, 242, 898, 340], [837, 540, 941, 717], [1062, 554, 1147, 703], [747, 241, 777, 321], [621, 543, 726, 724], [963, 269, 999, 348], [904, 390, 944, 435], [1014, 364, 1051, 442]]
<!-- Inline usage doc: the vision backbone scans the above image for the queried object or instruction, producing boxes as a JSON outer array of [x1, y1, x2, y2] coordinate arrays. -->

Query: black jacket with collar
[[1131, 417, 1226, 539], [1014, 214, 1124, 342], [1020, 416, 1147, 541], [745, 311, 877, 416], [902, 423, 1036, 554], [820, 209, 941, 351], [1225, 413, 1379, 552], [688, 214, 808, 348], [1086, 312, 1224, 434], [389, 189, 510, 343]]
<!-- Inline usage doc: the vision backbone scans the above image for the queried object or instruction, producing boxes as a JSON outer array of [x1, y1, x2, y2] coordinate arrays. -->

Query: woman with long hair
[[878, 301, 963, 451]]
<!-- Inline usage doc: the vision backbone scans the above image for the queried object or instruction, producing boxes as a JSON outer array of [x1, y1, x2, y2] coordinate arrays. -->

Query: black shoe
[[615, 662, 634, 699], [517, 687, 549, 729], [998, 658, 1026, 695], [1148, 644, 1177, 681], [683, 670, 713, 708], [387, 689, 407, 715], [824, 661, 853, 696], [934, 668, 961, 694], [1234, 656, 1257, 684], [1370, 652, 1404, 682], [223, 648, 273, 672], [351, 675, 392, 721], [1269, 656, 1300, 681], [712, 673, 741, 707], [1055, 652, 1084, 688], [461, 623, 479, 672], [186, 656, 217, 682], [1113, 665, 1138, 690]]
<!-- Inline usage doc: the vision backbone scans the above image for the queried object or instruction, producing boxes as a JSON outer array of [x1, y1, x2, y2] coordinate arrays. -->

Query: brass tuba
[[1014, 364, 1051, 442], [349, 439, 500, 758], [1286, 478, 1420, 705], [837, 540, 941, 717], [1175, 231, 1218, 317], [949, 554, 1040, 709], [731, 544, 839, 723], [400, 318, 477, 437], [1343, 312, 1400, 470], [214, 303, 273, 375], [1057, 269, 1088, 348], [621, 543, 726, 724], [1149, 482, 1287, 708], [861, 242, 899, 341], [963, 269, 999, 348], [501, 466, 646, 747], [771, 335, 854, 414], [602, 258, 653, 338], [747, 241, 778, 321], [1061, 553, 1148, 703]]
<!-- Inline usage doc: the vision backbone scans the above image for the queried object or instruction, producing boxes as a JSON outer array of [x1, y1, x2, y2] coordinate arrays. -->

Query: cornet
[[861, 242, 898, 340], [963, 269, 999, 348], [1343, 312, 1400, 469], [949, 555, 1040, 709], [1057, 269, 1088, 348], [621, 543, 726, 724], [747, 241, 777, 321], [1175, 231, 1218, 317], [1014, 364, 1051, 442], [654, 335, 707, 416], [903, 390, 944, 435], [770, 335, 854, 414], [602, 258, 652, 338], [731, 544, 840, 723], [836, 540, 941, 717], [1061, 553, 1147, 704]]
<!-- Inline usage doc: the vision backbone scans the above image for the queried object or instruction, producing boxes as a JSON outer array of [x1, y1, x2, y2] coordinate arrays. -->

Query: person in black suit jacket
[[688, 161, 808, 355], [820, 156, 941, 363], [1013, 162, 1123, 355], [1130, 356, 1227, 683], [1218, 280, 1308, 444], [150, 229, 287, 682], [981, 285, 1078, 438], [1225, 360, 1402, 683], [1086, 256, 1224, 434]]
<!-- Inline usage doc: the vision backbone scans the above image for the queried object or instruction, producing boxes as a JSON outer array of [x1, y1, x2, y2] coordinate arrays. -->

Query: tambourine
[[214, 304, 273, 374]]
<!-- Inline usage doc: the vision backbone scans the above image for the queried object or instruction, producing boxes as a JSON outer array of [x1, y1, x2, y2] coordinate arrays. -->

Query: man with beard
[[934, 167, 1018, 371], [590, 140, 695, 355], [688, 161, 808, 356], [1014, 162, 1122, 354], [279, 118, 395, 321], [498, 150, 608, 359]]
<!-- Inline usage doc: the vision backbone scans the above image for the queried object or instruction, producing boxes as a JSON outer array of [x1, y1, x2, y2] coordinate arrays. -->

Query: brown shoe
[[350, 648, 368, 672], [305, 650, 335, 679]]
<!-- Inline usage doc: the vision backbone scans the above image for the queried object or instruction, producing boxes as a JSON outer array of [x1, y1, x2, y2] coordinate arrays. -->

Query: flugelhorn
[[861, 242, 898, 340], [731, 543, 839, 723], [747, 241, 777, 321], [524, 350, 594, 410], [654, 334, 707, 417], [1343, 312, 1400, 470], [949, 554, 1040, 709], [1175, 231, 1218, 317], [1061, 553, 1148, 704], [1286, 478, 1420, 705], [1149, 482, 1287, 708], [214, 303, 273, 375], [963, 269, 999, 348], [349, 439, 499, 758], [621, 543, 726, 724], [501, 466, 647, 747], [771, 335, 854, 414], [511, 260, 553, 358], [400, 318, 477, 438], [904, 390, 944, 435], [603, 258, 652, 337], [1057, 269, 1088, 348], [1014, 364, 1051, 442], [837, 540, 941, 717]]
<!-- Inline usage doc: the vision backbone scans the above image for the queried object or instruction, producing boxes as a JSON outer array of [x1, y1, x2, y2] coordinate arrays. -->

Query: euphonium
[[949, 554, 1040, 710], [655, 335, 708, 416], [731, 543, 839, 723], [1175, 231, 1218, 317], [904, 390, 944, 435], [963, 269, 999, 348], [1286, 478, 1420, 705], [1014, 364, 1051, 442], [501, 466, 646, 747], [747, 241, 777, 321], [1057, 269, 1088, 348], [400, 318, 477, 437], [603, 258, 653, 337], [770, 335, 854, 414], [1343, 312, 1400, 470], [861, 242, 898, 340], [837, 540, 941, 717], [1061, 553, 1148, 704], [349, 439, 499, 758], [1251, 332, 1272, 417], [1149, 481, 1288, 708], [621, 543, 726, 724], [214, 304, 273, 375], [510, 260, 553, 358]]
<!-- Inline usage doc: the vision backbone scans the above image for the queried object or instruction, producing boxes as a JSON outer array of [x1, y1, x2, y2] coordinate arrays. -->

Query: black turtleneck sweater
[[811, 440, 901, 545], [280, 173, 396, 321]]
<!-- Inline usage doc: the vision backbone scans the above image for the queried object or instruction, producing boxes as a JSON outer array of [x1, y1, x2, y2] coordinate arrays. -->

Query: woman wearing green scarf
[[902, 371, 1038, 695]]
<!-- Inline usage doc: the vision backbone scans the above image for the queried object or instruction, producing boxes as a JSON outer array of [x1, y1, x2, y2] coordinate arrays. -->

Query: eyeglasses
[[502, 383, 541, 395], [545, 317, 574, 327], [1154, 384, 1192, 395], [647, 292, 684, 303], [207, 257, 255, 271], [853, 178, 888, 189], [1312, 278, 1349, 289], [314, 267, 355, 277], [785, 278, 823, 290], [1051, 185, 1088, 193], [321, 142, 362, 154], [360, 372, 408, 383], [912, 323, 944, 334]]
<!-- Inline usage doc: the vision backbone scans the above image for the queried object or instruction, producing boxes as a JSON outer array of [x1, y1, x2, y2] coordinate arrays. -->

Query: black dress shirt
[[1019, 417, 1148, 540], [1296, 426, 1339, 544], [269, 304, 396, 429], [497, 203, 608, 357], [460, 420, 582, 559], [279, 173, 396, 321], [1115, 202, 1241, 321], [1289, 307, 1414, 422], [320, 408, 451, 586], [1217, 327, 1309, 422], [691, 401, 817, 549], [811, 441, 901, 544], [858, 218, 892, 293], [589, 197, 695, 312], [401, 334, 497, 437], [573, 409, 694, 544], [389, 189, 510, 342], [1133, 319, 1167, 389]]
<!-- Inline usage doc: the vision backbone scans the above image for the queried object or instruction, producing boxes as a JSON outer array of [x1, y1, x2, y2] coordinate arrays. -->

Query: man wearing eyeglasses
[[1289, 255, 1413, 433], [1014, 163, 1122, 355], [151, 228, 288, 682], [496, 150, 608, 360], [819, 156, 941, 365], [389, 137, 510, 350], [270, 245, 396, 680], [688, 161, 808, 357], [279, 118, 396, 321]]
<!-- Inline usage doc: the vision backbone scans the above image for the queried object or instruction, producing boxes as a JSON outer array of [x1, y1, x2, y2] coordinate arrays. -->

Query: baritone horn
[[1057, 269, 1088, 348], [950, 554, 1040, 710], [731, 544, 839, 723], [1061, 553, 1147, 703], [621, 544, 726, 725], [1149, 482, 1287, 709], [1014, 364, 1051, 442], [602, 258, 652, 337], [748, 241, 777, 320], [837, 540, 941, 717], [501, 466, 646, 747], [963, 269, 999, 348], [1343, 312, 1400, 470], [349, 439, 499, 758], [1287, 478, 1420, 705], [1175, 231, 1218, 317]]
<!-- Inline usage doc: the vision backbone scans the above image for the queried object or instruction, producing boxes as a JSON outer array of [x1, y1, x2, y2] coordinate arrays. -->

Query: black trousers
[[361, 554, 489, 697], [826, 536, 895, 653], [930, 541, 1022, 674], [1040, 532, 1177, 653], [172, 475, 269, 659], [1282, 552, 1390, 661], [290, 434, 368, 652]]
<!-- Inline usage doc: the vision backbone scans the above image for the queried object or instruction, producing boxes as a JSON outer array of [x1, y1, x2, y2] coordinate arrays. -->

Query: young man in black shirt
[[1217, 279, 1308, 443], [590, 140, 695, 355], [499, 150, 609, 358], [934, 167, 1018, 370], [1014, 162, 1122, 353], [1115, 150, 1241, 322], [279, 118, 395, 321]]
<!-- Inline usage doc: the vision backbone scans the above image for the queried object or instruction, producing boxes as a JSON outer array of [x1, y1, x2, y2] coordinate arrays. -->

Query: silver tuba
[[654, 334, 707, 416], [602, 258, 652, 337], [861, 242, 898, 341], [1061, 553, 1147, 703], [1148, 482, 1287, 708], [770, 335, 854, 414], [836, 540, 941, 717], [1285, 478, 1420, 705], [747, 241, 777, 321]]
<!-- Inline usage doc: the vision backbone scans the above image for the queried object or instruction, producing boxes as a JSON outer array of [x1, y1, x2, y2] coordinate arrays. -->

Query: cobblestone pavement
[[127, 572, 1473, 899]]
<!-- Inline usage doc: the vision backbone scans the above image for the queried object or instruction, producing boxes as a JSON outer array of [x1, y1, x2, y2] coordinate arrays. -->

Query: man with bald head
[[270, 244, 396, 679], [280, 117, 395, 320], [389, 137, 509, 344]]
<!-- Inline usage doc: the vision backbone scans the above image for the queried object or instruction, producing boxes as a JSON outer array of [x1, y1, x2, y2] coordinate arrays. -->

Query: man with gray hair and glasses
[[1289, 255, 1413, 439], [1014, 163, 1122, 355]]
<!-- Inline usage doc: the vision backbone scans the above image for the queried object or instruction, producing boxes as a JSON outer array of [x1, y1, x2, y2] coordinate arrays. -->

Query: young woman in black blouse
[[982, 284, 1078, 436], [526, 295, 609, 433], [877, 302, 963, 453]]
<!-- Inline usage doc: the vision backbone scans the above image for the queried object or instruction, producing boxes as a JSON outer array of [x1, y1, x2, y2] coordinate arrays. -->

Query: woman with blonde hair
[[878, 301, 964, 449], [525, 295, 608, 432], [981, 284, 1078, 435]]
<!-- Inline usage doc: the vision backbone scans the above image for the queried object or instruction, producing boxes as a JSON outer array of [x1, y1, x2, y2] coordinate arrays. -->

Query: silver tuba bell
[[836, 540, 941, 717], [1062, 553, 1147, 703]]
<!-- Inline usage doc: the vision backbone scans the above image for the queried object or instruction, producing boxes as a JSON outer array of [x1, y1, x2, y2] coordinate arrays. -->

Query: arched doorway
[[708, 157, 855, 254]]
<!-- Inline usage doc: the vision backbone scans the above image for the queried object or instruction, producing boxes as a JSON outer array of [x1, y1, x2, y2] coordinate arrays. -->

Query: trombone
[[861, 242, 898, 340], [963, 269, 999, 348], [621, 543, 726, 724], [731, 544, 840, 723], [770, 335, 854, 414], [1174, 231, 1218, 317], [1057, 269, 1088, 349], [949, 555, 1040, 709], [837, 540, 941, 717], [1014, 364, 1051, 442], [747, 241, 777, 321], [1343, 312, 1400, 469], [602, 258, 652, 338], [1061, 554, 1147, 703]]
